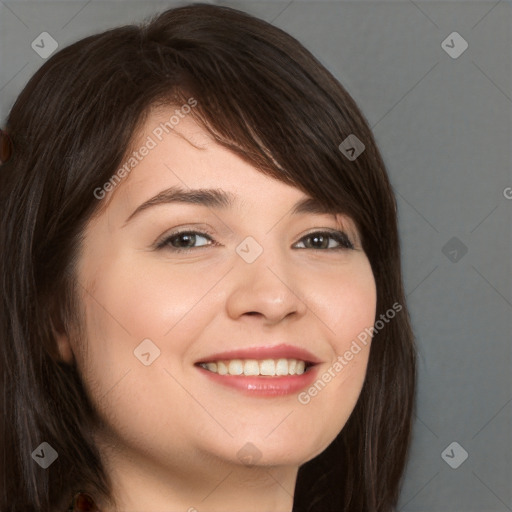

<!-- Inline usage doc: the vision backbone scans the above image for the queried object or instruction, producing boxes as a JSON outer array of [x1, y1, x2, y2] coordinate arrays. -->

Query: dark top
[[67, 492, 101, 511]]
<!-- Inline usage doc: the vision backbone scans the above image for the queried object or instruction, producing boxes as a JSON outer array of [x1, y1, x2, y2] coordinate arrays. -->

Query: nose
[[224, 242, 308, 326]]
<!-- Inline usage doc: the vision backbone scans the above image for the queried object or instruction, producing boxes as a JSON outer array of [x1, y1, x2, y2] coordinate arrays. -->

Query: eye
[[294, 230, 354, 250], [156, 230, 215, 252]]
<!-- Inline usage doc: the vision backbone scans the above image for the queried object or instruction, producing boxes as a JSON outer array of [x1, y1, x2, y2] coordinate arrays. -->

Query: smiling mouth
[[196, 358, 315, 377]]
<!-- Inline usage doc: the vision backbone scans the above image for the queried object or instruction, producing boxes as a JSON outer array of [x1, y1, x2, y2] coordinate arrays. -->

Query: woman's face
[[62, 107, 376, 478]]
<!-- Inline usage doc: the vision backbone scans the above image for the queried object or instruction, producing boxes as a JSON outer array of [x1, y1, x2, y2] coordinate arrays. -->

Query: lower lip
[[195, 364, 320, 396]]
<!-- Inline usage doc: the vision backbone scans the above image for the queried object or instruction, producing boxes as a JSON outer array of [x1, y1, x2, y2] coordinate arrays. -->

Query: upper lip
[[196, 343, 322, 365]]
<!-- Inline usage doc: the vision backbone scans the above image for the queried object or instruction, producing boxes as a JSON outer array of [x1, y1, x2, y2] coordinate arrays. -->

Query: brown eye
[[156, 230, 215, 252], [295, 231, 354, 250]]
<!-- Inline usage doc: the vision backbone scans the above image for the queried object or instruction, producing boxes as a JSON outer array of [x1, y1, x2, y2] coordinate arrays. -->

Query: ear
[[50, 313, 76, 365]]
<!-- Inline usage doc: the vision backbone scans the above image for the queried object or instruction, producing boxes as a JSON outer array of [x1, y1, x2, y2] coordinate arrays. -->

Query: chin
[[221, 436, 328, 468]]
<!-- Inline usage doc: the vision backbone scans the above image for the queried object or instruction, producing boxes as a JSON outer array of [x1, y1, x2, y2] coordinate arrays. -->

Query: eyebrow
[[123, 185, 340, 226]]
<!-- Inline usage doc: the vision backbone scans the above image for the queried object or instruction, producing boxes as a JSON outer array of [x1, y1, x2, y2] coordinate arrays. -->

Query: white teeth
[[217, 361, 228, 375], [243, 360, 260, 376], [275, 358, 288, 375], [228, 360, 243, 375], [205, 362, 217, 372], [199, 358, 310, 376], [260, 359, 275, 376]]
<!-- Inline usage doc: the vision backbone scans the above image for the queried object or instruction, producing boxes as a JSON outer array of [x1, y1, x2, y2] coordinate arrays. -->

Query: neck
[[95, 436, 298, 512]]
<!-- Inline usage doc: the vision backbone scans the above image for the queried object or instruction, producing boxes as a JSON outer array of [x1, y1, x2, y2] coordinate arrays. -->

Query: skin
[[55, 108, 377, 512]]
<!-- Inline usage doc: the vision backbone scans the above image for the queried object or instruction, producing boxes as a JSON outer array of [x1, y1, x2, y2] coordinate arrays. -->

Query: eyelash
[[155, 228, 355, 252]]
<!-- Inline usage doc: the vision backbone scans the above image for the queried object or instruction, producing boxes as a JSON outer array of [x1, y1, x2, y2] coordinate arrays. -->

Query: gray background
[[1, 1, 511, 510]]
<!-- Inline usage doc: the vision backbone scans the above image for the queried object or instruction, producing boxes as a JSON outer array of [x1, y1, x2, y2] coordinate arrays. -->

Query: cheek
[[73, 253, 223, 416], [294, 257, 376, 446], [315, 256, 377, 349], [75, 281, 195, 448], [329, 258, 376, 387], [79, 252, 217, 347]]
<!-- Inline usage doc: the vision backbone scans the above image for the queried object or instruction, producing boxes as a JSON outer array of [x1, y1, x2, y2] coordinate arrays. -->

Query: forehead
[[137, 103, 215, 149], [110, 108, 310, 210]]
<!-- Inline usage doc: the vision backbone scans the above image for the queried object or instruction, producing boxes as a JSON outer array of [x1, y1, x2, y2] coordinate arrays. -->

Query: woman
[[0, 3, 416, 511]]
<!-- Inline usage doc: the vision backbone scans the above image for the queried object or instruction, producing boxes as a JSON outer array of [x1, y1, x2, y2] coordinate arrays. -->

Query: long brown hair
[[0, 4, 416, 511]]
